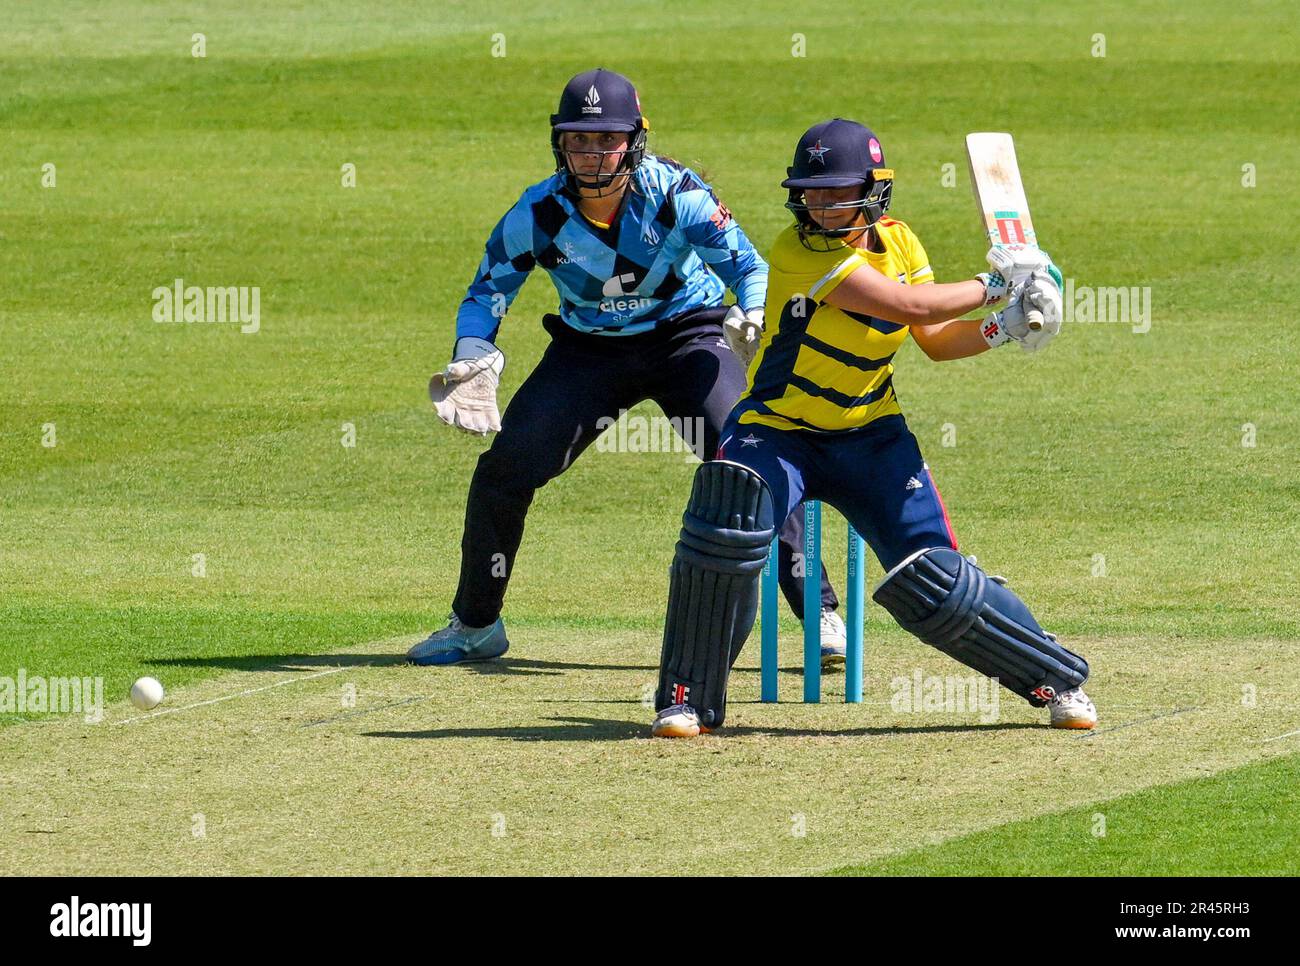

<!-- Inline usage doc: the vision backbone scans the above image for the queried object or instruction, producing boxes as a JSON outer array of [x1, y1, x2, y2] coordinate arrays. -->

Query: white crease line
[[115, 668, 347, 725], [1075, 705, 1199, 738], [1262, 728, 1300, 743]]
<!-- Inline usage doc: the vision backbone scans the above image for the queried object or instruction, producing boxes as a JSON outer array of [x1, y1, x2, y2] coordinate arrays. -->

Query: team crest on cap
[[806, 139, 830, 162], [869, 137, 883, 163], [583, 85, 602, 114]]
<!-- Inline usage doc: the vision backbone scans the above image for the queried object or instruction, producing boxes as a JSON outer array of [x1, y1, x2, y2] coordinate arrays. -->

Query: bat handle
[[1026, 308, 1043, 332]]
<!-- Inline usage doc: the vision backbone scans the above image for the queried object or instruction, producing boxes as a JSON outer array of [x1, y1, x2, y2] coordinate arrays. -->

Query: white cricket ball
[[130, 676, 165, 710]]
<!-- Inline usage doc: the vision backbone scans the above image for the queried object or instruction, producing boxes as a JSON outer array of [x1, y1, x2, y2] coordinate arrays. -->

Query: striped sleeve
[[906, 230, 934, 284], [765, 227, 868, 308], [674, 174, 768, 312], [808, 252, 869, 300], [455, 198, 537, 341]]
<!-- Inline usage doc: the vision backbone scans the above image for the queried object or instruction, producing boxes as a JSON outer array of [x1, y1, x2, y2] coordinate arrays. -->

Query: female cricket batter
[[652, 118, 1096, 736], [410, 69, 845, 665]]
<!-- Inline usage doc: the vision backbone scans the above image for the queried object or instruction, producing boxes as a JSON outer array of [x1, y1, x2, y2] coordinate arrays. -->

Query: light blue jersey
[[457, 155, 767, 338]]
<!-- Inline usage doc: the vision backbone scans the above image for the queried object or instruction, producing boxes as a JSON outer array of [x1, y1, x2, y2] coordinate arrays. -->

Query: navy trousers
[[718, 412, 959, 574], [451, 308, 837, 627]]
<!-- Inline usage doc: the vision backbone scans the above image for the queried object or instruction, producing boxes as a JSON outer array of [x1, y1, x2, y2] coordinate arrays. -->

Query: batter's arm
[[909, 318, 993, 361], [822, 262, 990, 327]]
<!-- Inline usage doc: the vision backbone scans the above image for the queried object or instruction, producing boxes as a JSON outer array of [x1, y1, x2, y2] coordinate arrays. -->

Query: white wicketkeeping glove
[[428, 337, 505, 435], [722, 305, 764, 368]]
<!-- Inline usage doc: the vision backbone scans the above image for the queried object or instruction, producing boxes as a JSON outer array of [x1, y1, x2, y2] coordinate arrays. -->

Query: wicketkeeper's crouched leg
[[450, 332, 637, 628], [872, 547, 1088, 706], [655, 460, 775, 729]]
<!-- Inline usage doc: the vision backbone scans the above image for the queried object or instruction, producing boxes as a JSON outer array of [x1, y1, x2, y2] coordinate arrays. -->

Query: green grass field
[[834, 752, 1300, 876], [2, 0, 1297, 875]]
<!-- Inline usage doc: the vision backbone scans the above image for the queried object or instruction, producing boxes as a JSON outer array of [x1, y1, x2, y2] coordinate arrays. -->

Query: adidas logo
[[905, 476, 924, 491], [582, 85, 602, 115]]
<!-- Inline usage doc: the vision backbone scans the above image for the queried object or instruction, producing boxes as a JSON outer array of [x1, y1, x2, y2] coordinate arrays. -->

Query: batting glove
[[1017, 267, 1063, 353], [981, 287, 1032, 349], [980, 245, 1061, 304]]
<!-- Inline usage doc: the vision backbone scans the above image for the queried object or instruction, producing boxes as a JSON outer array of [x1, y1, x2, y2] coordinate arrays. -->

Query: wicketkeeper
[[653, 118, 1097, 737], [411, 70, 847, 665]]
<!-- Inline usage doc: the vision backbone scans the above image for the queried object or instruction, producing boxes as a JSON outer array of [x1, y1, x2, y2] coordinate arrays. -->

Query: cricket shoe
[[818, 608, 847, 669], [651, 703, 712, 738], [406, 614, 509, 666], [1048, 687, 1097, 729]]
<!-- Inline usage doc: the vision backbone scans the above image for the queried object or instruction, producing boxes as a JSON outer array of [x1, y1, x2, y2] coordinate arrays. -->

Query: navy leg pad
[[657, 461, 775, 727], [873, 547, 1088, 705]]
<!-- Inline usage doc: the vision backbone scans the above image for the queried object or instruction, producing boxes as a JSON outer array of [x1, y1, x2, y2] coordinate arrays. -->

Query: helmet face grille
[[552, 126, 647, 197], [786, 178, 893, 251]]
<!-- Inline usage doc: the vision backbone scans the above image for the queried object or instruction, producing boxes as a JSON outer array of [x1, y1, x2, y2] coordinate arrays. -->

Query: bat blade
[[966, 132, 1043, 330]]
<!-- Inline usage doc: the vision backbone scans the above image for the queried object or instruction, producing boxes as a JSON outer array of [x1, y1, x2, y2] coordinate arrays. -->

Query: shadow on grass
[[153, 655, 659, 676], [153, 653, 406, 672], [451, 658, 660, 677], [365, 716, 1044, 742]]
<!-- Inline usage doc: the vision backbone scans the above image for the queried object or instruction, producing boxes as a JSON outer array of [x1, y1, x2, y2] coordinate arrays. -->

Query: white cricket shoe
[[1049, 687, 1097, 729], [651, 703, 707, 739], [819, 608, 847, 668]]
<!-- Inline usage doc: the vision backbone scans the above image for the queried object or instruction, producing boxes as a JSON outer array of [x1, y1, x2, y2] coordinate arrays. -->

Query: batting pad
[[873, 547, 1088, 706], [656, 461, 776, 728]]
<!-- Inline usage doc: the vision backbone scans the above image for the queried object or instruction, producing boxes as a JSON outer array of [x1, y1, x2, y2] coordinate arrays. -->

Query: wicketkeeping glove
[[723, 305, 764, 368], [428, 337, 505, 435]]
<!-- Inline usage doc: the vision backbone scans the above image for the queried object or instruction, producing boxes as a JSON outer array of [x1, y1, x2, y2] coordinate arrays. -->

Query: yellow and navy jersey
[[734, 216, 933, 433]]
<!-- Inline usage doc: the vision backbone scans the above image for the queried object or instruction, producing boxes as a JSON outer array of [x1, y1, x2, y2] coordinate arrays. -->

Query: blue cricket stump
[[760, 501, 865, 703]]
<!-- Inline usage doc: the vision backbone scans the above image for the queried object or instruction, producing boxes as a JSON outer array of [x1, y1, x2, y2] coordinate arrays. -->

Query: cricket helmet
[[783, 118, 894, 250], [551, 68, 649, 195]]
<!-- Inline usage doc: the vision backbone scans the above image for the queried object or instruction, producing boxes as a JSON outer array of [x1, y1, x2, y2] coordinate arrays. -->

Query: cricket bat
[[965, 132, 1043, 331]]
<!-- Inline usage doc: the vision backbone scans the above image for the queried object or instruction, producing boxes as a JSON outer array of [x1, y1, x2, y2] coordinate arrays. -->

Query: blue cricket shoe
[[407, 614, 510, 666]]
